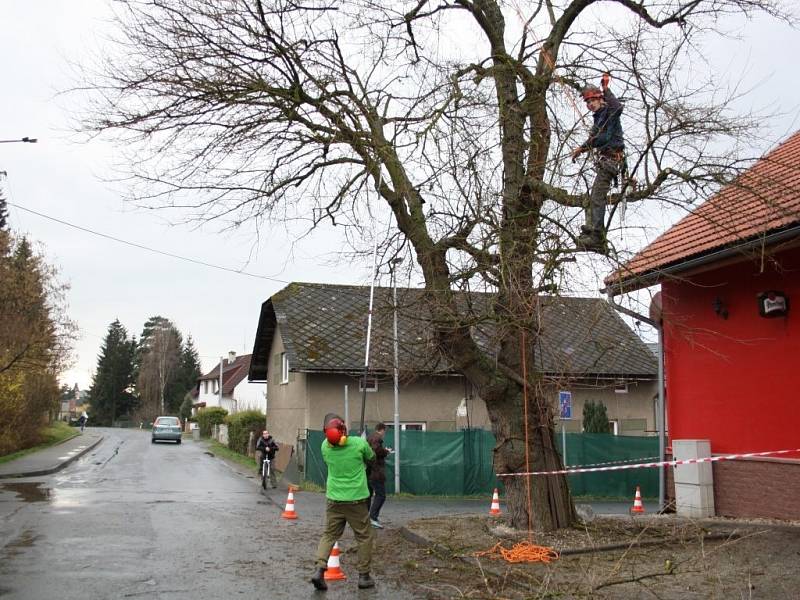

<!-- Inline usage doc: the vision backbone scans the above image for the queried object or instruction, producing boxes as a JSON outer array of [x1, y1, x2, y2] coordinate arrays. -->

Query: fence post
[[247, 431, 255, 457]]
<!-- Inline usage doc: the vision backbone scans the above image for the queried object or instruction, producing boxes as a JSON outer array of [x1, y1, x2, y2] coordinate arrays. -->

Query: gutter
[[604, 223, 800, 296]]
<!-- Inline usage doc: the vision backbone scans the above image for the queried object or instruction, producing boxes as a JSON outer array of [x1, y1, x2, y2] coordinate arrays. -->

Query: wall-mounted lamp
[[712, 297, 728, 320], [757, 290, 789, 318]]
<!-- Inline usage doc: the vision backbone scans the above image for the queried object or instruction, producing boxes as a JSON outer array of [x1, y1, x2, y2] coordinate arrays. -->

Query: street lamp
[[390, 257, 403, 493], [0, 137, 38, 144]]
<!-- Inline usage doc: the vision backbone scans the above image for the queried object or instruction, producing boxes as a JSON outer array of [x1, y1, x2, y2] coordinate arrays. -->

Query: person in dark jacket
[[366, 422, 392, 529], [571, 74, 625, 253], [255, 430, 279, 488]]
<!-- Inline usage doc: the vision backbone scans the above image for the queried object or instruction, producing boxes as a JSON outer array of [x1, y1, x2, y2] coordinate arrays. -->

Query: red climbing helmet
[[581, 84, 603, 102]]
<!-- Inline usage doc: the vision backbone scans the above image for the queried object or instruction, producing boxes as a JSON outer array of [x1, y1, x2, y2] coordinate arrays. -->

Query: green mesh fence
[[305, 429, 658, 498], [562, 432, 659, 498]]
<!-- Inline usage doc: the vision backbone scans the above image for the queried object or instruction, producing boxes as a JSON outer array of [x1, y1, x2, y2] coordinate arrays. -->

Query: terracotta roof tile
[[606, 131, 800, 289], [199, 354, 252, 396]]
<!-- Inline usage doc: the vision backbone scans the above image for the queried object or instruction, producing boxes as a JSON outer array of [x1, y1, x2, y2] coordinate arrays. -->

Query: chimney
[[228, 350, 237, 364]]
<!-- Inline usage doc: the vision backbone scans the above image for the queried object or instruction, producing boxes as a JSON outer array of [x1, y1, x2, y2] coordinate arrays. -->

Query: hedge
[[225, 410, 266, 455], [196, 406, 228, 437]]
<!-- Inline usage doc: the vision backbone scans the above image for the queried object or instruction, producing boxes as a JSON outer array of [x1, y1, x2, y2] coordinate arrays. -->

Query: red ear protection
[[325, 418, 348, 446]]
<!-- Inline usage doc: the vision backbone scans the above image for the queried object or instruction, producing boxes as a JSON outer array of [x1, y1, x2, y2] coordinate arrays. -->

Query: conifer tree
[[582, 400, 612, 434], [88, 319, 136, 425]]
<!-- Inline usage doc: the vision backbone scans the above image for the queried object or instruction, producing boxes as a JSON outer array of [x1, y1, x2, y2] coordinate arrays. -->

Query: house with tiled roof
[[195, 352, 265, 415], [248, 282, 658, 448], [605, 130, 800, 520]]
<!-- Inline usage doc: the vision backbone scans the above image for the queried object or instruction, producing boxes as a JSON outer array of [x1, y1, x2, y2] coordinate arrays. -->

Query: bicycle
[[260, 456, 272, 490]]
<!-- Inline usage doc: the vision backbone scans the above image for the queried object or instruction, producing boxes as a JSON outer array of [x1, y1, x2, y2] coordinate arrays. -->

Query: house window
[[386, 422, 426, 431], [359, 375, 378, 392], [204, 381, 208, 394], [614, 382, 629, 394], [280, 352, 289, 384], [213, 381, 219, 394]]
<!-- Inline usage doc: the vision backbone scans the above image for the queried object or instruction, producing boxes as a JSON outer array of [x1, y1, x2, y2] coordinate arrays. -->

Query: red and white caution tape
[[566, 456, 659, 470], [497, 448, 800, 478]]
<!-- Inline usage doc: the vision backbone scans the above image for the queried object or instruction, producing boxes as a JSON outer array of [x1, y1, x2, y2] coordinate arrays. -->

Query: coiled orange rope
[[474, 541, 560, 564]]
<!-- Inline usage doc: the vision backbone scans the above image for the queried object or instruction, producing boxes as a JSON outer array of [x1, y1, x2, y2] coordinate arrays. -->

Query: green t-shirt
[[321, 435, 375, 501]]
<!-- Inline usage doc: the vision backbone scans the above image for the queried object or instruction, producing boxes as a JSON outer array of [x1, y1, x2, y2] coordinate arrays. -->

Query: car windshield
[[155, 417, 179, 426]]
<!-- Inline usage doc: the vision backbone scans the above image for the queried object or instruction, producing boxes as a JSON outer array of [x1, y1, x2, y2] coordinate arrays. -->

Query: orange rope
[[474, 541, 560, 564]]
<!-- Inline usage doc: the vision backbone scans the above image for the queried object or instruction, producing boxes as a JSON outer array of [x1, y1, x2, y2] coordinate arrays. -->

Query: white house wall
[[197, 381, 222, 408], [234, 381, 266, 413]]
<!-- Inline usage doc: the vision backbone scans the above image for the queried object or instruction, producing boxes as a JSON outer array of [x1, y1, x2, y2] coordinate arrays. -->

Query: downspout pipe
[[605, 290, 666, 513]]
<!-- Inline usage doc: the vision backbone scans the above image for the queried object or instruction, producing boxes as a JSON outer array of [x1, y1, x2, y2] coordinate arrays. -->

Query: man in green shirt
[[311, 413, 376, 591]]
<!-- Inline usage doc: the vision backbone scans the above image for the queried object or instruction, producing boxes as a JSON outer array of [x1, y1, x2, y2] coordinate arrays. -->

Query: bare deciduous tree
[[83, 0, 791, 530]]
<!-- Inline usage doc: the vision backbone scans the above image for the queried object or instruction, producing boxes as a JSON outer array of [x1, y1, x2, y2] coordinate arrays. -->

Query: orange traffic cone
[[489, 488, 501, 515], [631, 486, 645, 514], [281, 489, 298, 519], [323, 542, 347, 581]]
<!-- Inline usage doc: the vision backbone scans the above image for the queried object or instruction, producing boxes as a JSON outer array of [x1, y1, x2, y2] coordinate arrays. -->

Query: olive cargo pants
[[585, 154, 621, 234], [315, 499, 374, 574]]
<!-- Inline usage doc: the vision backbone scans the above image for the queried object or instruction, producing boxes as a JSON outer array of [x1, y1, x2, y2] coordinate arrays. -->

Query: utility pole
[[219, 356, 224, 412], [391, 257, 403, 493]]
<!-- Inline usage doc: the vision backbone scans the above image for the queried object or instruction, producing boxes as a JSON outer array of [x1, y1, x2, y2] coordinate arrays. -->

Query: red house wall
[[662, 245, 800, 455]]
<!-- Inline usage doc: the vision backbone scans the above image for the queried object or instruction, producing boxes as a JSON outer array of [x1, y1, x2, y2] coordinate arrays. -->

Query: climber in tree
[[571, 73, 625, 253]]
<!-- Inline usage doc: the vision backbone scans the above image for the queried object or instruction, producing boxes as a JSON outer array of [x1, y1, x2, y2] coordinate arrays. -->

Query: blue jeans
[[368, 480, 386, 521]]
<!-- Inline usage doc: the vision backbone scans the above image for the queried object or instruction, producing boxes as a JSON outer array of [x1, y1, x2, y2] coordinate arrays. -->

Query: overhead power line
[[7, 202, 289, 284]]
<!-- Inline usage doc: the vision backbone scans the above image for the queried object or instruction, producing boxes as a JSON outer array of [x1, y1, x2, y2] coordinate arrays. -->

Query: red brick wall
[[713, 459, 800, 520]]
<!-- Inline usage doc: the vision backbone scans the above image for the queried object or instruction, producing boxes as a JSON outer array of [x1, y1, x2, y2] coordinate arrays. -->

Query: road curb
[[0, 434, 105, 479]]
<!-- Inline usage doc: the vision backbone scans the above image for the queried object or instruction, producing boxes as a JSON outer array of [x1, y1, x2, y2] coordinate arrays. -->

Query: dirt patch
[[372, 514, 800, 599]]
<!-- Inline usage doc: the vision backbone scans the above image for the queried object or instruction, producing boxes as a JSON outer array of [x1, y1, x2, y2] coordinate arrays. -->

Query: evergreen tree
[[173, 335, 201, 412], [582, 400, 612, 434], [88, 320, 136, 425]]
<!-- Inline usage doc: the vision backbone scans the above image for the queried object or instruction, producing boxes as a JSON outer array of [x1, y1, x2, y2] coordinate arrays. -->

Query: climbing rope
[[474, 330, 559, 564], [474, 540, 560, 563]]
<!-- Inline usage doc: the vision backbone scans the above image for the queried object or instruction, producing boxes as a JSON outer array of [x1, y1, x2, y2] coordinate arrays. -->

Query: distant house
[[605, 131, 800, 520], [248, 283, 658, 448], [195, 352, 265, 415]]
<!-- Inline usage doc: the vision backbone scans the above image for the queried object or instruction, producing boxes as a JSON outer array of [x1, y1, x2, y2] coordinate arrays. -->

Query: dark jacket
[[366, 431, 390, 482], [256, 435, 279, 461], [581, 88, 624, 153]]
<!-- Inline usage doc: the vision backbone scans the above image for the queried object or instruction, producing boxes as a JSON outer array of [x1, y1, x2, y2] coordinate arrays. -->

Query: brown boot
[[311, 566, 327, 590], [358, 572, 375, 589], [576, 230, 607, 254]]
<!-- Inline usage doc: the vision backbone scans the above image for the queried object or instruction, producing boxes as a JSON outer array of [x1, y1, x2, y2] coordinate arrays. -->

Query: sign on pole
[[559, 391, 572, 420]]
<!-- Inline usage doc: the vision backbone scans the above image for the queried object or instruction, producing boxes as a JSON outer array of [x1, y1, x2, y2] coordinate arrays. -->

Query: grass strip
[[0, 421, 79, 465]]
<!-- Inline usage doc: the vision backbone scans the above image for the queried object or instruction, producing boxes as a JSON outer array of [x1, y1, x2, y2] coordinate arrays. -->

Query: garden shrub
[[225, 410, 266, 455], [196, 406, 228, 437]]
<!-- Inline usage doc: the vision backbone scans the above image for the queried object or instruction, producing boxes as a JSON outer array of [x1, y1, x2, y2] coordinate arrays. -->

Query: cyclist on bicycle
[[255, 430, 279, 488]]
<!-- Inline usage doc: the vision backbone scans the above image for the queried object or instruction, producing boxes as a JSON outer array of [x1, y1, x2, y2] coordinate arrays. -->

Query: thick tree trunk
[[488, 391, 576, 531]]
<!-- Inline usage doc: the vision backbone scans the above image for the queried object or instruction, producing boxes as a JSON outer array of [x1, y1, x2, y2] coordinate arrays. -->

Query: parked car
[[151, 416, 183, 444]]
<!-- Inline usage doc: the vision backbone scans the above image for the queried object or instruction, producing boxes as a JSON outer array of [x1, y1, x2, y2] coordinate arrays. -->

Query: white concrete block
[[675, 482, 715, 518], [673, 439, 713, 486]]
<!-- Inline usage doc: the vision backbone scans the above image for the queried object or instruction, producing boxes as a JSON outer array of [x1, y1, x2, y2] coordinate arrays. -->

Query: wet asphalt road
[[0, 428, 646, 599], [0, 428, 482, 599]]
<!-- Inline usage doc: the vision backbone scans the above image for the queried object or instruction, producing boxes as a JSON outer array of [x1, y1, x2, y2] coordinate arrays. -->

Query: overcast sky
[[2, 1, 798, 389]]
